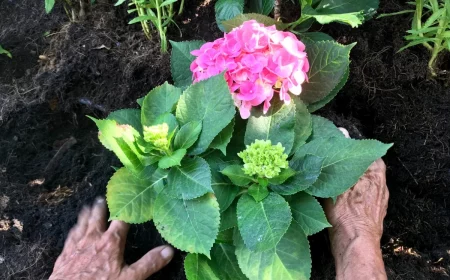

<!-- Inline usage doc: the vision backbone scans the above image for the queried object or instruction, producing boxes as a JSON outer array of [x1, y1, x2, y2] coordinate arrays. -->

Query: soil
[[0, 0, 449, 279]]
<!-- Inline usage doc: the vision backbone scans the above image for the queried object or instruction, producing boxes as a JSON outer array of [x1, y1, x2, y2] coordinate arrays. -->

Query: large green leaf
[[245, 102, 296, 155], [45, 0, 55, 13], [247, 0, 275, 15], [154, 192, 220, 257], [107, 166, 164, 223], [308, 115, 344, 141], [165, 157, 212, 200], [107, 109, 142, 135], [291, 97, 312, 155], [302, 5, 364, 28], [237, 193, 292, 252], [294, 137, 392, 197], [184, 253, 220, 280], [174, 121, 202, 150], [210, 243, 247, 280], [270, 154, 324, 195], [210, 119, 235, 156], [176, 74, 236, 154], [215, 0, 244, 32], [307, 66, 349, 112], [205, 153, 240, 212], [235, 222, 311, 280], [141, 82, 181, 126], [289, 192, 331, 235], [222, 13, 288, 32], [316, 0, 379, 19], [89, 117, 144, 173], [248, 184, 269, 202], [170, 40, 205, 89], [300, 41, 354, 105]]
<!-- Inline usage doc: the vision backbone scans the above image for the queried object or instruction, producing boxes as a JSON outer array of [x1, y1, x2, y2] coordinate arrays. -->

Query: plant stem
[[155, 0, 167, 52], [178, 0, 184, 15], [415, 0, 433, 51]]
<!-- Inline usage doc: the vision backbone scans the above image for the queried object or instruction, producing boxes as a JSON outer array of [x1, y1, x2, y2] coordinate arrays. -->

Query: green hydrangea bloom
[[143, 123, 170, 151], [238, 140, 288, 179]]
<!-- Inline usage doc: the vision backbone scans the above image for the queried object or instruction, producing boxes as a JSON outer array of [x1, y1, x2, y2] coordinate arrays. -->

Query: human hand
[[324, 127, 389, 280], [49, 198, 174, 280]]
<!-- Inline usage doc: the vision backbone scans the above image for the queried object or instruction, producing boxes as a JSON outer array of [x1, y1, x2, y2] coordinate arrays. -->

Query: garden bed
[[0, 0, 449, 279]]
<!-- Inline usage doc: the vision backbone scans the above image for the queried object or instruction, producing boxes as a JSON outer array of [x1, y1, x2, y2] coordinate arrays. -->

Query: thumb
[[125, 245, 174, 279]]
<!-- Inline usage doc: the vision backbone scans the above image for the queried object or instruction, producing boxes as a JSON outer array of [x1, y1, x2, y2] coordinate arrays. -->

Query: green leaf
[[170, 40, 206, 89], [245, 102, 296, 155], [300, 41, 354, 105], [0, 45, 12, 58], [307, 66, 349, 112], [184, 254, 220, 280], [215, 0, 244, 32], [205, 153, 240, 212], [154, 192, 220, 257], [174, 121, 202, 150], [294, 137, 392, 197], [247, 0, 275, 15], [220, 200, 238, 231], [217, 228, 234, 243], [315, 0, 379, 20], [248, 184, 269, 202], [299, 32, 334, 42], [237, 193, 292, 251], [235, 222, 311, 280], [302, 5, 364, 28], [45, 0, 55, 13], [210, 243, 247, 280], [158, 149, 187, 169], [308, 115, 344, 141], [107, 109, 142, 135], [291, 97, 312, 155], [221, 165, 253, 187], [141, 82, 181, 126], [290, 192, 331, 235], [165, 157, 212, 200], [107, 167, 164, 223], [114, 0, 126, 6], [268, 168, 297, 185], [210, 119, 235, 156], [176, 74, 236, 154], [222, 13, 288, 32], [89, 117, 144, 173], [270, 154, 324, 195]]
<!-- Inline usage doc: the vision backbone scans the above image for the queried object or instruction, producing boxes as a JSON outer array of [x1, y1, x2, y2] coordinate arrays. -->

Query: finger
[[338, 127, 350, 138], [86, 197, 107, 236], [70, 205, 91, 241], [104, 220, 130, 253], [126, 245, 174, 279]]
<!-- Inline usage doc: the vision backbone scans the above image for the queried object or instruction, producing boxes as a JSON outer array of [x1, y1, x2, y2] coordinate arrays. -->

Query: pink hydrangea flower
[[190, 20, 309, 119]]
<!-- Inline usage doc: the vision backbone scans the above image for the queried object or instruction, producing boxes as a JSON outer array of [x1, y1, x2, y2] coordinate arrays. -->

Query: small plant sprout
[[45, 0, 92, 21], [0, 44, 12, 58], [93, 20, 392, 280], [380, 0, 450, 76], [115, 0, 185, 53]]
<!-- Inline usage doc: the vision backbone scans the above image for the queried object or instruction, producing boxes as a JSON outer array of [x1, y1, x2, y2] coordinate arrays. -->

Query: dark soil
[[0, 0, 449, 279]]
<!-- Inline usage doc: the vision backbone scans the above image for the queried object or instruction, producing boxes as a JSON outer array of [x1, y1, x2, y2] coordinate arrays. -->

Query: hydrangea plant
[[91, 19, 392, 280]]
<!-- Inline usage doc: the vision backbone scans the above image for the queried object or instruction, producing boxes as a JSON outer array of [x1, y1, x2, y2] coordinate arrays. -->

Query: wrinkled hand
[[324, 128, 389, 280], [324, 158, 389, 244], [49, 198, 174, 280]]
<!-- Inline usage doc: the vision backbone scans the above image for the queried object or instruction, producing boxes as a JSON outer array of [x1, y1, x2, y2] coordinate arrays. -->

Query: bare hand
[[49, 198, 174, 280], [324, 128, 389, 280]]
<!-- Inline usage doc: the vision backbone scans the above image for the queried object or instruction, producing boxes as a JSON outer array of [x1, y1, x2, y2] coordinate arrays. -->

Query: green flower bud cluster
[[143, 123, 170, 151], [238, 140, 288, 179]]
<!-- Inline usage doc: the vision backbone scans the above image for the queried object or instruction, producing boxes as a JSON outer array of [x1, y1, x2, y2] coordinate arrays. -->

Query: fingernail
[[160, 246, 174, 260], [95, 197, 105, 204]]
